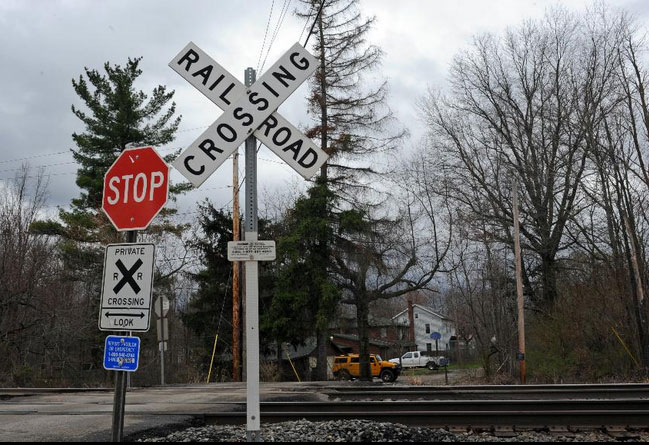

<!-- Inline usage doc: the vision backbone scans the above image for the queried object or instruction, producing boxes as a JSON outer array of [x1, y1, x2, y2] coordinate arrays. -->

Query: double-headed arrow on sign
[[169, 42, 328, 187], [104, 312, 146, 319]]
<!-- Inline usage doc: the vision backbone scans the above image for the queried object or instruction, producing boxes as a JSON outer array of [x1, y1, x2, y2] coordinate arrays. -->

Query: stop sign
[[102, 146, 170, 231]]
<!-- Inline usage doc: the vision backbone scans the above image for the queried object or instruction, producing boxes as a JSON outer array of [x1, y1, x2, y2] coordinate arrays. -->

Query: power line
[[257, 0, 276, 73], [299, 2, 315, 43], [0, 125, 210, 166], [0, 150, 69, 165], [0, 143, 191, 177], [260, 0, 292, 73], [0, 161, 77, 174]]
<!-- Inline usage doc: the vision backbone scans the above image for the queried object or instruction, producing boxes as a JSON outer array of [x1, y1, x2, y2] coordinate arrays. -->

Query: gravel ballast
[[134, 419, 649, 442]]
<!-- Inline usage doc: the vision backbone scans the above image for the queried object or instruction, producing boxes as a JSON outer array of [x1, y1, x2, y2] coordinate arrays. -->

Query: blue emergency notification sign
[[103, 335, 140, 372]]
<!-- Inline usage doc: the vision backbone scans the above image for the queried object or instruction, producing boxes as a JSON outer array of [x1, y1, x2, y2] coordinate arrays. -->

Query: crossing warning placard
[[227, 240, 276, 261], [99, 244, 155, 332]]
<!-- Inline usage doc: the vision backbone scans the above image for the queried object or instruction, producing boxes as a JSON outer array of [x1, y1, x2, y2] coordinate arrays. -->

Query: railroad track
[[202, 398, 649, 431], [325, 383, 649, 400], [3, 384, 649, 434]]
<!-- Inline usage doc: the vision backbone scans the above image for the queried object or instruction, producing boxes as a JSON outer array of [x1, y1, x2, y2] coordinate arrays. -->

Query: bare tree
[[331, 156, 453, 380], [0, 168, 68, 384], [420, 7, 624, 309]]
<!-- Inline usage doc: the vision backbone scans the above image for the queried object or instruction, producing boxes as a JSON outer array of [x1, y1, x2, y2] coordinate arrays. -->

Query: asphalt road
[[0, 371, 474, 442], [0, 383, 328, 442]]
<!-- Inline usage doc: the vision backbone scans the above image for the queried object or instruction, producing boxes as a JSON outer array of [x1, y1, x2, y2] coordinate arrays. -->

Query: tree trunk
[[317, 8, 328, 180], [357, 298, 371, 381], [540, 255, 558, 307], [313, 10, 331, 383], [314, 328, 329, 380], [623, 217, 649, 372]]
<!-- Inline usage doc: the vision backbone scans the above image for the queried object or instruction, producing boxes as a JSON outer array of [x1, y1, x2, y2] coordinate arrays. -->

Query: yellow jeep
[[332, 354, 401, 382]]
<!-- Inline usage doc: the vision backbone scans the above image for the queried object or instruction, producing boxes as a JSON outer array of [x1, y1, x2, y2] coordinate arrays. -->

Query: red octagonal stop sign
[[102, 146, 170, 231]]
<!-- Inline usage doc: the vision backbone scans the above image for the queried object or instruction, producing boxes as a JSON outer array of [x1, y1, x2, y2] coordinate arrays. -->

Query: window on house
[[425, 324, 430, 334], [426, 343, 432, 353], [380, 328, 387, 338], [415, 313, 419, 319]]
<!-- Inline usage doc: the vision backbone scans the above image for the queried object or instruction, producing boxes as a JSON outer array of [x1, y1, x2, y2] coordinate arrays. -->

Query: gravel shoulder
[[132, 420, 649, 443]]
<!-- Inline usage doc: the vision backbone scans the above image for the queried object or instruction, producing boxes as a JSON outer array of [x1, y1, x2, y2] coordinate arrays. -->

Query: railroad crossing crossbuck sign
[[169, 42, 328, 186], [99, 244, 155, 332]]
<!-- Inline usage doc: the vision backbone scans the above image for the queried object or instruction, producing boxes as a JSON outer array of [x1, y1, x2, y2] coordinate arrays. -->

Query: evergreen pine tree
[[272, 0, 405, 380], [30, 57, 184, 380]]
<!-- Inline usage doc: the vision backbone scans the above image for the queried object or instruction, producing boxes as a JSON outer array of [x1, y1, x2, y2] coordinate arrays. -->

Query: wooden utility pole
[[232, 150, 241, 382], [513, 181, 526, 384]]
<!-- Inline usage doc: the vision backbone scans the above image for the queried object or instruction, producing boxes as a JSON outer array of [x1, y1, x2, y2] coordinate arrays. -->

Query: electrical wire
[[260, 0, 292, 73], [298, 1, 316, 43], [257, 0, 276, 73], [0, 124, 210, 166]]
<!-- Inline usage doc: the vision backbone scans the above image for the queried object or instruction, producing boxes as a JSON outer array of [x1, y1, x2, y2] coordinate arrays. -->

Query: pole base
[[246, 430, 262, 442]]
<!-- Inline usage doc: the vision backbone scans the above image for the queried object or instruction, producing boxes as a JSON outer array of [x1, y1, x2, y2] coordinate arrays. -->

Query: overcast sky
[[1, 0, 647, 219]]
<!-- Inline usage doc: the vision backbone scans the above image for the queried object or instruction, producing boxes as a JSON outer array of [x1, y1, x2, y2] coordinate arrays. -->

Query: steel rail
[[331, 383, 649, 391], [200, 400, 649, 428], [326, 384, 649, 401]]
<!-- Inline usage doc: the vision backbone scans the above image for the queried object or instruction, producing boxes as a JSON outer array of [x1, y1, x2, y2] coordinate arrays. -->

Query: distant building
[[391, 302, 455, 355]]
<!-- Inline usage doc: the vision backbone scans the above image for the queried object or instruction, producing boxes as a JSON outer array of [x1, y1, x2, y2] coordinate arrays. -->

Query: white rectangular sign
[[172, 42, 319, 187], [99, 244, 155, 332], [228, 241, 276, 261], [169, 42, 328, 181]]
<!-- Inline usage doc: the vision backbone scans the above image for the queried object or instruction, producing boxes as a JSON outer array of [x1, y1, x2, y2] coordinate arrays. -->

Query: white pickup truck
[[389, 351, 447, 370]]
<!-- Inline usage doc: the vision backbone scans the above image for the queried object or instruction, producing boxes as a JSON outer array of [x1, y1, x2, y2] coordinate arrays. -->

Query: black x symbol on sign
[[113, 259, 143, 294]]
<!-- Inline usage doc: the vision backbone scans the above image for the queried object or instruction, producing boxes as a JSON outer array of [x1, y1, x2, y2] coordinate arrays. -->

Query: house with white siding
[[392, 303, 455, 354]]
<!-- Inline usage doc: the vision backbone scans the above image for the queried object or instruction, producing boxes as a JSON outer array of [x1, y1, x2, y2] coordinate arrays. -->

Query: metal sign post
[[168, 42, 325, 443], [101, 146, 166, 442], [111, 230, 137, 442], [155, 297, 170, 386], [243, 67, 261, 443]]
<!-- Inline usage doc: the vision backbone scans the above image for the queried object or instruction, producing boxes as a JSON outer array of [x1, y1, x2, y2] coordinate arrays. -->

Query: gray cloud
[[0, 0, 645, 213]]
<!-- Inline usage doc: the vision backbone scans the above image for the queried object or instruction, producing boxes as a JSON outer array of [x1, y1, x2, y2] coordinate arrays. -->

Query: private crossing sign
[[169, 42, 328, 186], [99, 244, 155, 332]]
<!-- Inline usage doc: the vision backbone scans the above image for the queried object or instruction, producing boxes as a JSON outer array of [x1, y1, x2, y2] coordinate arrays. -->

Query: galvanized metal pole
[[160, 298, 166, 386], [112, 230, 136, 442], [513, 181, 526, 384], [244, 67, 261, 442]]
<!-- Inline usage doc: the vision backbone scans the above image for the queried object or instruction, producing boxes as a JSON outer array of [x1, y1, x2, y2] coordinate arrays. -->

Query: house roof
[[329, 315, 394, 329], [331, 333, 394, 348], [392, 304, 452, 322]]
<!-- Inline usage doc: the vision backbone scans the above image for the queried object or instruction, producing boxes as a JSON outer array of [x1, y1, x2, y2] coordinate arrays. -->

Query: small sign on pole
[[104, 336, 141, 372], [154, 296, 170, 318], [228, 241, 276, 262]]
